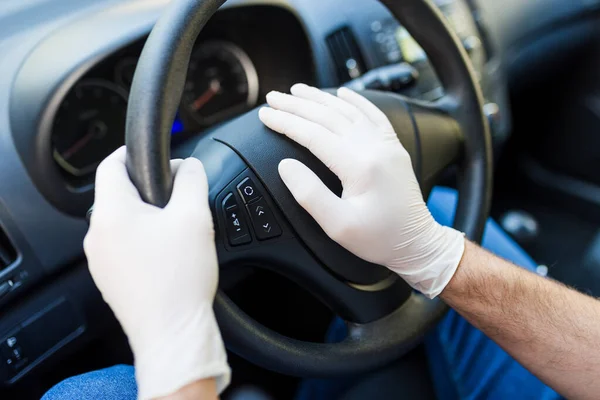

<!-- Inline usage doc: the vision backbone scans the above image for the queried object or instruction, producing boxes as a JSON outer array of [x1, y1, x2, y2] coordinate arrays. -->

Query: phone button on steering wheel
[[237, 177, 261, 204]]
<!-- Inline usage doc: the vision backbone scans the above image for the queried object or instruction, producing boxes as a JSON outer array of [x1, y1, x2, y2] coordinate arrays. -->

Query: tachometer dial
[[183, 41, 259, 126], [52, 80, 128, 177]]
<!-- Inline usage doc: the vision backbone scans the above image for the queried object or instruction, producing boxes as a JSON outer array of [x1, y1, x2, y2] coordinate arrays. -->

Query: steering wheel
[[125, 0, 492, 377]]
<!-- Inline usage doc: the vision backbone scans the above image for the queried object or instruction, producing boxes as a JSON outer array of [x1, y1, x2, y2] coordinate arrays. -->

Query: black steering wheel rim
[[125, 0, 492, 378]]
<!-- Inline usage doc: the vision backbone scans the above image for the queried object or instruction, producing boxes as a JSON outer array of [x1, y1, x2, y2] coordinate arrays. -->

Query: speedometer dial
[[52, 80, 127, 177], [182, 41, 259, 126]]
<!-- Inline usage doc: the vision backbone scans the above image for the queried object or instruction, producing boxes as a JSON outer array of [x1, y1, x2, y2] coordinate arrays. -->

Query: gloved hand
[[84, 147, 229, 399], [258, 84, 465, 299]]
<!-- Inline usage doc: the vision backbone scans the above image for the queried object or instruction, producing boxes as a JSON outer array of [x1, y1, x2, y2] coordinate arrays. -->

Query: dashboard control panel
[[361, 0, 487, 102], [0, 298, 84, 383]]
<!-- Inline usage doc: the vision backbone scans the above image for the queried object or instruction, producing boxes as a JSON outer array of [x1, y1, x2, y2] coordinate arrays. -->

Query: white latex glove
[[258, 84, 465, 299], [84, 147, 230, 399]]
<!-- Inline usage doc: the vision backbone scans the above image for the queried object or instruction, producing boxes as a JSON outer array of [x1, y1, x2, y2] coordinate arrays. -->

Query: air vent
[[326, 27, 367, 84], [0, 226, 17, 270]]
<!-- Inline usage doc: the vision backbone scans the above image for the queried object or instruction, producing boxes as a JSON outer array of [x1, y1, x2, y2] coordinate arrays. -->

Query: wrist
[[155, 378, 218, 400], [439, 240, 480, 302], [133, 303, 230, 400]]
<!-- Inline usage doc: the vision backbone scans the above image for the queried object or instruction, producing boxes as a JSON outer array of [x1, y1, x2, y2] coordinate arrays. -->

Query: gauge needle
[[191, 79, 221, 111], [62, 120, 107, 160], [62, 132, 96, 160]]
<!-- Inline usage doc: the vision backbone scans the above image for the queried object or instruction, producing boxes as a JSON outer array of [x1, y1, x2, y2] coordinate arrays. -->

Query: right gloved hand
[[258, 84, 465, 299]]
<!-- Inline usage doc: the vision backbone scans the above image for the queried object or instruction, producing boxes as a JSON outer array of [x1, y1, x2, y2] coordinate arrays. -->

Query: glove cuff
[[387, 222, 466, 299], [134, 304, 230, 399], [416, 225, 465, 299]]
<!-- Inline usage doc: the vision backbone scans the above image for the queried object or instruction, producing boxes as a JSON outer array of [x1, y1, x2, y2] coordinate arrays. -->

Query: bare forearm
[[441, 241, 600, 400], [155, 378, 218, 400]]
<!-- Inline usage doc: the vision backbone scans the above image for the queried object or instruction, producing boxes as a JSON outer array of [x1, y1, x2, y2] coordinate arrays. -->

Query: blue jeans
[[43, 188, 561, 400]]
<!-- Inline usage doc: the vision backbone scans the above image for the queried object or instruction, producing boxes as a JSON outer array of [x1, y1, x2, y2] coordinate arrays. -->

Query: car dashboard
[[0, 0, 598, 392]]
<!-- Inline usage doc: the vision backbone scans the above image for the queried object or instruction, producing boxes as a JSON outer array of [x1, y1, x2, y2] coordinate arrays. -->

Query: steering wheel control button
[[237, 178, 261, 204], [222, 194, 251, 246], [247, 199, 282, 240], [222, 192, 237, 211]]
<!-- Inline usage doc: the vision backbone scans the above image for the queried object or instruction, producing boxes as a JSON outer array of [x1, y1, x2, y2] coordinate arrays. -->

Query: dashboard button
[[247, 199, 282, 240], [237, 178, 261, 204], [1, 333, 27, 372], [222, 194, 251, 246]]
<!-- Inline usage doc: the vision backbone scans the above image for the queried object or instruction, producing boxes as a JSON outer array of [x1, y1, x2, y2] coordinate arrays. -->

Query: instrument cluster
[[51, 39, 260, 179]]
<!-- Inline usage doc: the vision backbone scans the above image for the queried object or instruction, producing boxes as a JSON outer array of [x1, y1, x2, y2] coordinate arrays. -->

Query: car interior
[[1, 0, 600, 398]]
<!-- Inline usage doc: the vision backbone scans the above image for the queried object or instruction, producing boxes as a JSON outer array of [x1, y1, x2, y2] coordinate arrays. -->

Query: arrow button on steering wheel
[[247, 198, 282, 240]]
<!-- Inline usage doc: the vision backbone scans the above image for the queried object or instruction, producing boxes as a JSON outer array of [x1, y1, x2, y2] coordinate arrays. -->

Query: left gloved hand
[[84, 147, 229, 399]]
